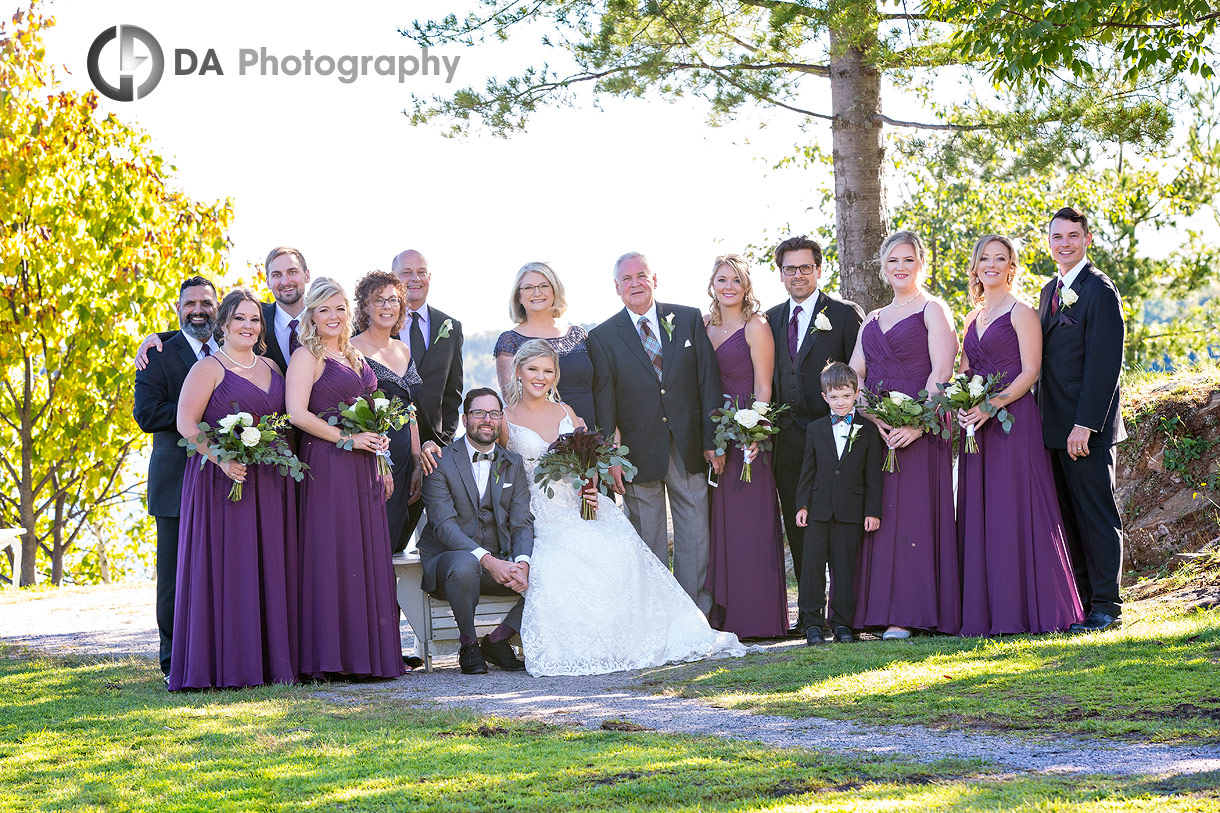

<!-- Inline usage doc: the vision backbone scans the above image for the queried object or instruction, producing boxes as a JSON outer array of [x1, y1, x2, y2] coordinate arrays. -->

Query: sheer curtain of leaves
[[0, 6, 232, 586]]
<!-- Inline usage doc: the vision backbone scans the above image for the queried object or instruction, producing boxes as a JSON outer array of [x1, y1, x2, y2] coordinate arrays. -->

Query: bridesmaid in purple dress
[[286, 278, 405, 680], [849, 231, 961, 638], [703, 255, 789, 638], [170, 289, 298, 690], [956, 236, 1084, 635]]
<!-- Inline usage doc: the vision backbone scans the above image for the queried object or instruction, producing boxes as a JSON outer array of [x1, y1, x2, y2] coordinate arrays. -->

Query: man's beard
[[275, 286, 302, 306], [181, 313, 217, 342]]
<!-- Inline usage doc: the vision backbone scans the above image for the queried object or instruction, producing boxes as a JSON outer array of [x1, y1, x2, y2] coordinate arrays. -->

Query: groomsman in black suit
[[395, 249, 464, 545], [588, 251, 723, 613], [132, 276, 219, 679], [765, 236, 864, 635], [1037, 207, 1127, 633]]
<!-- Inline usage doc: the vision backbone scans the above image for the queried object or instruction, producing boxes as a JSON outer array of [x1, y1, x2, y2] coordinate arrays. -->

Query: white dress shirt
[[832, 413, 855, 458], [626, 302, 661, 345], [788, 292, 821, 353], [464, 436, 530, 565], [272, 303, 301, 361], [182, 333, 219, 361], [1059, 256, 1088, 289], [407, 303, 432, 352]]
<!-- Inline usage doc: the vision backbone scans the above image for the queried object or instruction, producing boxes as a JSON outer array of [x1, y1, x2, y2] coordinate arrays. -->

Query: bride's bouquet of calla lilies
[[328, 390, 415, 477], [533, 428, 638, 520], [931, 372, 1014, 454], [179, 409, 307, 501], [860, 387, 940, 473], [711, 397, 790, 482]]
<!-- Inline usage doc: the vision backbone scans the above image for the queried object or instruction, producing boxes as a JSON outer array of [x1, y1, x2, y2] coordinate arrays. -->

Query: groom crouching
[[418, 388, 534, 674]]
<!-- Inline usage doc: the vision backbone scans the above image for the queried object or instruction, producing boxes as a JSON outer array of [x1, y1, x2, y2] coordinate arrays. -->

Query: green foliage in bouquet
[[533, 428, 638, 520], [860, 387, 941, 473], [327, 390, 415, 476], [710, 397, 790, 482], [930, 372, 1014, 453], [179, 410, 307, 501]]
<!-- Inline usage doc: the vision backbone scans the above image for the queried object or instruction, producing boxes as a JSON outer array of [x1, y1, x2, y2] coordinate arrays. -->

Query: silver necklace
[[978, 296, 1010, 326], [890, 293, 921, 310], [218, 347, 258, 369]]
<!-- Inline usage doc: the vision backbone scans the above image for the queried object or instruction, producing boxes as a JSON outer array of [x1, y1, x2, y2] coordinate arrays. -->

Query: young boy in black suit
[[795, 362, 883, 645]]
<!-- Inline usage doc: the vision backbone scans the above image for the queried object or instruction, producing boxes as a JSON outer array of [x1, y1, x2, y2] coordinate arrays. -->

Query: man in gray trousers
[[418, 388, 535, 674], [588, 251, 723, 614]]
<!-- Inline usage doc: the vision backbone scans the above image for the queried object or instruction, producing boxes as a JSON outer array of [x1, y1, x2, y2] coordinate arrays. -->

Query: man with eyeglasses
[[417, 388, 534, 674], [765, 236, 864, 637]]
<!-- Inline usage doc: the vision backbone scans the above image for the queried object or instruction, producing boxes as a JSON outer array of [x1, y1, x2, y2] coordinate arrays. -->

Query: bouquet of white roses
[[327, 390, 415, 477], [180, 410, 307, 501], [710, 397, 790, 482], [930, 372, 1013, 453], [860, 387, 940, 473]]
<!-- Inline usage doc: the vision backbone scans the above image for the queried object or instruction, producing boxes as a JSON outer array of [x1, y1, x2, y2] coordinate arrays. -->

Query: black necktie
[[472, 450, 495, 463], [410, 311, 426, 365]]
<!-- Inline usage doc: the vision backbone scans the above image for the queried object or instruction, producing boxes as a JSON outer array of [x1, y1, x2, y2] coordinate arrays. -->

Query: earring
[[515, 378, 524, 398]]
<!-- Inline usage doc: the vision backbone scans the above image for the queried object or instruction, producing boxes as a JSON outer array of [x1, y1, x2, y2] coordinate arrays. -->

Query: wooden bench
[[1, 528, 26, 587], [391, 551, 520, 672]]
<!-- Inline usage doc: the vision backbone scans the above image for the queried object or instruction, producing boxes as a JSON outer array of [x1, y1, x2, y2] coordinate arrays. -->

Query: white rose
[[373, 397, 390, 412], [813, 312, 832, 331], [239, 426, 262, 447], [238, 412, 254, 427], [751, 401, 769, 416], [889, 391, 911, 406], [1061, 287, 1079, 307], [945, 383, 961, 398], [734, 409, 761, 429], [968, 381, 985, 399]]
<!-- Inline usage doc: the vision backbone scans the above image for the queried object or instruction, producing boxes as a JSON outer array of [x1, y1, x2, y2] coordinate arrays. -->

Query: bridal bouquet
[[930, 372, 1014, 453], [328, 390, 415, 477], [860, 387, 940, 473], [710, 398, 790, 482], [533, 428, 638, 520], [180, 410, 307, 501]]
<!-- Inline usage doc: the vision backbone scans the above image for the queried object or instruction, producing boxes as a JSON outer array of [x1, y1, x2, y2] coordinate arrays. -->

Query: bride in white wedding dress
[[502, 340, 748, 677]]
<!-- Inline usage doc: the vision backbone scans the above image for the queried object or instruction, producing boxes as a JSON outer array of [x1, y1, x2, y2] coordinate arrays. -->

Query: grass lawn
[[655, 602, 1220, 745], [1, 649, 1218, 811]]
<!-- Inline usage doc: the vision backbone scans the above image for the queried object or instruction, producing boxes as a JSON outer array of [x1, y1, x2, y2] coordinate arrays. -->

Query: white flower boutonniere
[[846, 423, 862, 454], [437, 318, 454, 339], [810, 311, 832, 333], [1059, 287, 1079, 309], [661, 312, 676, 339]]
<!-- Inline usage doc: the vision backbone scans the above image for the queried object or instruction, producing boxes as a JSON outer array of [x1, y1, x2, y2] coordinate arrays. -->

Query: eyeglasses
[[467, 409, 504, 420], [519, 283, 553, 296], [780, 265, 818, 277], [372, 297, 401, 308]]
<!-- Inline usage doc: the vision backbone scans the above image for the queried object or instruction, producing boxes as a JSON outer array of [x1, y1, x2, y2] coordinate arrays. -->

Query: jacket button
[[834, 469, 840, 475], [662, 417, 668, 422], [660, 388, 666, 394]]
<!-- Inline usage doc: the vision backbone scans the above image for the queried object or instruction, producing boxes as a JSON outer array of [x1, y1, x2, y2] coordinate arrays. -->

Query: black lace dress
[[493, 325, 595, 429], [366, 356, 424, 553]]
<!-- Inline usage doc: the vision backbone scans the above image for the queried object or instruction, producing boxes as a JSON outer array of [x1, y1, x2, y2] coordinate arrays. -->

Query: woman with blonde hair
[[849, 230, 961, 638], [956, 235, 1083, 635], [493, 262, 595, 428], [702, 254, 788, 638], [286, 277, 404, 680]]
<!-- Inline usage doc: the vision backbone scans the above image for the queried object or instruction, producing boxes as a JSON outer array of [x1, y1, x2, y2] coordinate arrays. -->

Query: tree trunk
[[96, 534, 111, 584], [829, 27, 890, 314], [51, 493, 66, 586], [19, 351, 37, 588]]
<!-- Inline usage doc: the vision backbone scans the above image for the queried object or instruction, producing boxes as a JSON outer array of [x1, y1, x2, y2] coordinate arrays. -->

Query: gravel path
[[5, 583, 1219, 778]]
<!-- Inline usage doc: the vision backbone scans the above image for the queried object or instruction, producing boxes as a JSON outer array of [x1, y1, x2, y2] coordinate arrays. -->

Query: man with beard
[[133, 276, 219, 682]]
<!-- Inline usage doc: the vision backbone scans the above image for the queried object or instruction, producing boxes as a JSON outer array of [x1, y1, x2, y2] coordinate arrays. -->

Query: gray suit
[[418, 440, 534, 640]]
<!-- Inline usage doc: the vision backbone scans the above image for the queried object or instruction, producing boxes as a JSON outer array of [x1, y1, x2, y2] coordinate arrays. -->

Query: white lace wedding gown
[[510, 417, 749, 677]]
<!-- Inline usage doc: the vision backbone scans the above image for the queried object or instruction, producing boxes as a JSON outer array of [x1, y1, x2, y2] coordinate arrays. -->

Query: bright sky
[[27, 0, 902, 330]]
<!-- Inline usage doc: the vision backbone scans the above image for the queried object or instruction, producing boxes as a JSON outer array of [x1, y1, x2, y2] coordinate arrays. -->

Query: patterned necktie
[[1050, 278, 1063, 316], [830, 413, 853, 425], [409, 311, 427, 365], [472, 450, 495, 463], [638, 316, 663, 380], [787, 305, 803, 361], [199, 344, 211, 359], [288, 319, 301, 355]]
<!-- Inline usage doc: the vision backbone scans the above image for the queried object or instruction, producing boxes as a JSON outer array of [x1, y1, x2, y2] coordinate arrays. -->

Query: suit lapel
[[821, 418, 840, 460], [172, 334, 198, 371], [1038, 278, 1056, 334], [796, 293, 824, 367], [453, 446, 479, 512], [615, 309, 660, 380], [657, 303, 677, 381]]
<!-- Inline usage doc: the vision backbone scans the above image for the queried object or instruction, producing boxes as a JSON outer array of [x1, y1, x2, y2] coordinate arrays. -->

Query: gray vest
[[474, 479, 500, 554]]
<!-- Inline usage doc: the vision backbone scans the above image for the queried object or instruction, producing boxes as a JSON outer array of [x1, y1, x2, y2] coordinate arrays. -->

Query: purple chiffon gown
[[957, 311, 1084, 635], [298, 357, 404, 679], [705, 329, 789, 637], [854, 307, 961, 634], [168, 365, 299, 690]]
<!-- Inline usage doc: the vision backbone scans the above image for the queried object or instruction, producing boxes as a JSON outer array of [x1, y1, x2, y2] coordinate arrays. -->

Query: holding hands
[[483, 554, 530, 593]]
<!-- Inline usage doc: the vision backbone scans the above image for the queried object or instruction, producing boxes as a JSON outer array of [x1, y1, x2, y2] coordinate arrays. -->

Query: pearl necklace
[[889, 293, 921, 310], [218, 347, 258, 369], [324, 348, 346, 361]]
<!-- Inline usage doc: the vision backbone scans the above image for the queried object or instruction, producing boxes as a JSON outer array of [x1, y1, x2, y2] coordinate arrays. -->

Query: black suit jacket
[[260, 301, 290, 372], [795, 413, 883, 524], [588, 302, 721, 483], [767, 293, 864, 433], [133, 332, 198, 517], [411, 305, 463, 447], [417, 442, 534, 593], [1036, 263, 1126, 448]]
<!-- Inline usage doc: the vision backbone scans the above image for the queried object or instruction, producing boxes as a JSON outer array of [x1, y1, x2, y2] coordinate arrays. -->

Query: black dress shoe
[[787, 623, 807, 638], [480, 635, 526, 671], [806, 628, 826, 646], [833, 625, 854, 643], [1068, 611, 1121, 633], [459, 642, 488, 674]]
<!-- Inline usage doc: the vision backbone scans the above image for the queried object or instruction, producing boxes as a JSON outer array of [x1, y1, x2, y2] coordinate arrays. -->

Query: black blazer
[[795, 413, 883, 524], [133, 332, 199, 517], [411, 305, 463, 447], [260, 301, 289, 372], [767, 293, 864, 434], [1036, 263, 1126, 449], [588, 302, 721, 483], [417, 442, 534, 593]]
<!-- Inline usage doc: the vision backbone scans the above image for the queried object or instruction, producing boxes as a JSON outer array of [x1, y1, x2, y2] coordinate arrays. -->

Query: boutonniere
[[1059, 287, 1079, 309], [437, 318, 454, 339], [846, 422, 862, 454], [661, 312, 676, 340], [809, 311, 832, 334], [491, 457, 508, 484]]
